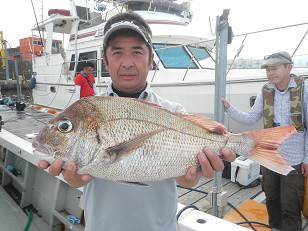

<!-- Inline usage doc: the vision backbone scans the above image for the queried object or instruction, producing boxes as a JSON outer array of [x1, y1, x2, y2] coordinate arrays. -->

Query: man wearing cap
[[38, 12, 235, 231], [222, 51, 308, 231], [74, 61, 97, 99]]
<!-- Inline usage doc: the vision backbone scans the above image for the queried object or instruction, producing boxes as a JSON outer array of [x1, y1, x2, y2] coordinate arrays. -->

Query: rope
[[234, 22, 308, 38], [291, 28, 308, 58]]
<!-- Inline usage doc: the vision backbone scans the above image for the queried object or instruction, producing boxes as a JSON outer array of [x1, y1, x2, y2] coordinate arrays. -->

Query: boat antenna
[[291, 28, 308, 58], [30, 0, 44, 48], [209, 16, 215, 36]]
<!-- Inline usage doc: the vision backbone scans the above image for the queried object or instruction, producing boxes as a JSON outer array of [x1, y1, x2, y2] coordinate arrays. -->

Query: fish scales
[[32, 96, 297, 182], [81, 131, 224, 181], [66, 96, 225, 180], [87, 97, 209, 139]]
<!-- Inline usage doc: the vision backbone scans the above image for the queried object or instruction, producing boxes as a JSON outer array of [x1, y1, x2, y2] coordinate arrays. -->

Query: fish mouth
[[33, 149, 56, 163], [32, 142, 56, 162]]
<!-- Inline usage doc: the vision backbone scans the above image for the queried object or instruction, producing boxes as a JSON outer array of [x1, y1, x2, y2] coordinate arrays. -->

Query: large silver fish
[[32, 96, 296, 182]]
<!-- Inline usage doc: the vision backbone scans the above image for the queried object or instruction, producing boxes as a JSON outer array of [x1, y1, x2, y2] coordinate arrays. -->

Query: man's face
[[104, 35, 153, 93], [83, 66, 92, 75], [89, 67, 94, 73], [265, 64, 292, 89]]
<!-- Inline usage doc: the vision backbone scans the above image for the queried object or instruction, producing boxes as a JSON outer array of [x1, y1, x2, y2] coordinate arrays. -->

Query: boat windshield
[[293, 55, 308, 68], [153, 43, 197, 69], [153, 43, 215, 69], [187, 46, 215, 69]]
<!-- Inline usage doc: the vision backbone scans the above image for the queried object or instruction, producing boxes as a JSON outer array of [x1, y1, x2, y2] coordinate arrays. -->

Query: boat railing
[[101, 3, 128, 22], [77, 1, 128, 30], [32, 10, 308, 87], [116, 0, 192, 20]]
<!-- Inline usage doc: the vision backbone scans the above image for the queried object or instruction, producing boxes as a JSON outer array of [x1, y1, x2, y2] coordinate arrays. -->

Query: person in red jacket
[[74, 61, 97, 99]]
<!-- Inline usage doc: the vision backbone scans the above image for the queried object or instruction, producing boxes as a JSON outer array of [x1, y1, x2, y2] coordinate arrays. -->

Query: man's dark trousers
[[261, 164, 304, 231]]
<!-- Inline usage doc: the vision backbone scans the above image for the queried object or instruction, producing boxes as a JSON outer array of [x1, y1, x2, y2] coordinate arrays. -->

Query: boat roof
[[32, 14, 79, 34], [116, 0, 191, 12]]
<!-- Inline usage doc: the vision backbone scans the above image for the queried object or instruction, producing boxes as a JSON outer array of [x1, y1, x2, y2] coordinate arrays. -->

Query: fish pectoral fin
[[106, 128, 166, 162], [118, 181, 149, 187], [182, 115, 226, 134]]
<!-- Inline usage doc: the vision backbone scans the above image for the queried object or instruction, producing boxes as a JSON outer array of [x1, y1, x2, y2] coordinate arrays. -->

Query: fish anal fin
[[249, 150, 294, 175], [244, 125, 296, 175], [106, 128, 166, 162], [182, 115, 226, 134]]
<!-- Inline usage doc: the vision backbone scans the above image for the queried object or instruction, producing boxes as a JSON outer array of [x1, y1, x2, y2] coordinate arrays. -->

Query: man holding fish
[[35, 12, 295, 231], [35, 12, 236, 231], [222, 51, 308, 231]]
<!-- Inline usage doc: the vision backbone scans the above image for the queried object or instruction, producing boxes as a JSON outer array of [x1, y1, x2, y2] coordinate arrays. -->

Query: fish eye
[[57, 120, 73, 133]]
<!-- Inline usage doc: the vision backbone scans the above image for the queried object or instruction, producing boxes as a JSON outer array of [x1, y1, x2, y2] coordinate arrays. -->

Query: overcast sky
[[1, 0, 308, 59]]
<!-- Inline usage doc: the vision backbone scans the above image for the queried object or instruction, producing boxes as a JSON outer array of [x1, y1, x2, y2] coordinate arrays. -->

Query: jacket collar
[[106, 82, 150, 100]]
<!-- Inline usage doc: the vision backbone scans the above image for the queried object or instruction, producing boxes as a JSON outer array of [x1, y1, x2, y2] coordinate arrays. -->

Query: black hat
[[81, 61, 95, 69], [103, 12, 152, 52]]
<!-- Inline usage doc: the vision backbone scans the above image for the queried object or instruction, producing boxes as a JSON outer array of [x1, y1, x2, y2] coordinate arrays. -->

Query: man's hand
[[302, 163, 308, 177], [221, 98, 231, 110], [176, 147, 235, 188], [38, 160, 92, 188]]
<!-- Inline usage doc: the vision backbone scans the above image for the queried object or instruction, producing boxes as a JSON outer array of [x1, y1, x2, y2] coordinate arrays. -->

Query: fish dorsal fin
[[182, 115, 226, 134], [132, 98, 225, 134], [106, 128, 166, 162]]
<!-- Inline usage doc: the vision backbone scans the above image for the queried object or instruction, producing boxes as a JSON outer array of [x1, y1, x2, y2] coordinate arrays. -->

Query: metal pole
[[212, 9, 231, 217], [14, 59, 21, 102], [4, 41, 9, 81]]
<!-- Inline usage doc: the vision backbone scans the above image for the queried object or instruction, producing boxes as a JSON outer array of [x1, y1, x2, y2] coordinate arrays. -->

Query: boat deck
[[0, 105, 307, 231], [0, 186, 40, 231]]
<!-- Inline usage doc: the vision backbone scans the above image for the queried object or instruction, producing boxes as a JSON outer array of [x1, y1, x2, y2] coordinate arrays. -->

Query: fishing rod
[[30, 0, 44, 48]]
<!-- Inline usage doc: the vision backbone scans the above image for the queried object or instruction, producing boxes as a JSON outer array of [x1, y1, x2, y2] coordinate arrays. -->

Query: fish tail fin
[[244, 125, 296, 175]]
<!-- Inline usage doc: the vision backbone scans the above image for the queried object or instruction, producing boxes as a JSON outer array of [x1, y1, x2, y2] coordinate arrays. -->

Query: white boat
[[32, 0, 216, 111], [31, 0, 308, 133]]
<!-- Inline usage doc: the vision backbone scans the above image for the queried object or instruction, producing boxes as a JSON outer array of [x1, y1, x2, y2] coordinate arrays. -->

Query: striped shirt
[[226, 78, 308, 165]]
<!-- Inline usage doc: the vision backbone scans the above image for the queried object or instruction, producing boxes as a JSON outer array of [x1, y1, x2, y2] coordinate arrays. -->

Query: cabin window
[[187, 46, 215, 69], [32, 40, 43, 46], [52, 41, 61, 49], [153, 43, 197, 69], [76, 5, 104, 30], [69, 54, 76, 71], [101, 58, 109, 77], [76, 5, 91, 21], [77, 51, 98, 77]]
